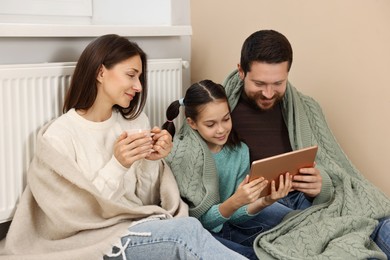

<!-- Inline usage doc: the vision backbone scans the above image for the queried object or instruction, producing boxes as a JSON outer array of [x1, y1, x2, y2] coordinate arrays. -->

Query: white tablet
[[248, 145, 318, 197]]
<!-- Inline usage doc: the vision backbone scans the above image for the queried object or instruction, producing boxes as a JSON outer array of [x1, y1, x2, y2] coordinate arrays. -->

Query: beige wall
[[190, 0, 390, 196]]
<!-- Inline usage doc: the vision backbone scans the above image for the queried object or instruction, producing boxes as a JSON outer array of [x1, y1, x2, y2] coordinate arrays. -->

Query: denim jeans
[[104, 217, 247, 260], [370, 217, 390, 259], [211, 191, 310, 260]]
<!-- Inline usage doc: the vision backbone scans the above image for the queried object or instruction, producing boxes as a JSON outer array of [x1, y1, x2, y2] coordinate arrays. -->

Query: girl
[[0, 35, 246, 260], [164, 79, 293, 259]]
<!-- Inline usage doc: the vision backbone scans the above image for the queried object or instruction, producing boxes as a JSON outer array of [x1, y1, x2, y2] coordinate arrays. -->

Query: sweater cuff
[[312, 167, 334, 205], [102, 156, 128, 182], [92, 156, 127, 198]]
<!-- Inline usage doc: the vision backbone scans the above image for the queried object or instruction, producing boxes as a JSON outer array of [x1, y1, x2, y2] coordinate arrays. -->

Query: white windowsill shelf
[[0, 24, 192, 37]]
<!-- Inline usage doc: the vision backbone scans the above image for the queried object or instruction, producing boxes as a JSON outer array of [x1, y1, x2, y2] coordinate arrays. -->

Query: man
[[223, 29, 390, 259]]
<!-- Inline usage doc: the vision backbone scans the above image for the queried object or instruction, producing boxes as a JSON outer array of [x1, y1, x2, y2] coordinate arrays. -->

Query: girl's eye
[[223, 117, 231, 122]]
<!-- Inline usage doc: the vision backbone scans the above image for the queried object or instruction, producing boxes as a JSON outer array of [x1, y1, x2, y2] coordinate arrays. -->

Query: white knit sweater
[[43, 109, 156, 201]]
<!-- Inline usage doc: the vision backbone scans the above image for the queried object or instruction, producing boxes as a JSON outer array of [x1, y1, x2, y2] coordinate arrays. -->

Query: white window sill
[[0, 24, 192, 37]]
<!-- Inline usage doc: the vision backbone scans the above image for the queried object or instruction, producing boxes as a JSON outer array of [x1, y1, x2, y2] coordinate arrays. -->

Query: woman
[[0, 35, 246, 260]]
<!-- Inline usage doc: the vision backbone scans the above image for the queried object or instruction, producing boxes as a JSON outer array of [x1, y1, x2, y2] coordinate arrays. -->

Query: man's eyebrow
[[252, 79, 266, 84], [252, 79, 286, 84]]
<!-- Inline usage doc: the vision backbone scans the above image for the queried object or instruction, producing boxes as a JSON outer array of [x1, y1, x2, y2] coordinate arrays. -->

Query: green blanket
[[223, 70, 390, 259]]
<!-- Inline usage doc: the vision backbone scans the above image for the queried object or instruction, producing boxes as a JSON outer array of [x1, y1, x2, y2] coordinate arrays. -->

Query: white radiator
[[0, 59, 184, 223]]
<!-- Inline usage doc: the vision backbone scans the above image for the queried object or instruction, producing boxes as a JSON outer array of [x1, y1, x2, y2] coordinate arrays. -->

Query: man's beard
[[251, 91, 284, 111]]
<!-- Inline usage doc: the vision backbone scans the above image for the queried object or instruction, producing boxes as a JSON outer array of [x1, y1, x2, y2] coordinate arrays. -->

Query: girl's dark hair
[[162, 79, 241, 148], [63, 34, 148, 120], [240, 29, 293, 76]]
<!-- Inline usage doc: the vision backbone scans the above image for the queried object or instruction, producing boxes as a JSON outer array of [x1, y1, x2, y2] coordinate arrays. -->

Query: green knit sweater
[[223, 70, 390, 260]]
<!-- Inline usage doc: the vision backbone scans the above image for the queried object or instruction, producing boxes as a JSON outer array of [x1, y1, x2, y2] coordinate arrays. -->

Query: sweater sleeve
[[227, 143, 255, 224], [200, 143, 254, 231], [43, 131, 128, 199], [91, 155, 128, 199], [199, 205, 255, 232], [199, 203, 229, 232]]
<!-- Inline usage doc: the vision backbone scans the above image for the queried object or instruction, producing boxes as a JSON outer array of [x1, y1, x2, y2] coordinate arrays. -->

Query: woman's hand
[[114, 131, 154, 168], [146, 126, 173, 161]]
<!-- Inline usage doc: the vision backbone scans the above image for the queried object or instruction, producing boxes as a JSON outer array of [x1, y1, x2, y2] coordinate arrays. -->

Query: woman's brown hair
[[63, 34, 148, 120]]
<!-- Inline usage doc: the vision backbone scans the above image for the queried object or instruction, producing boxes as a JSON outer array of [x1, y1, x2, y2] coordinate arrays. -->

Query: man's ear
[[186, 117, 197, 130], [237, 64, 245, 80]]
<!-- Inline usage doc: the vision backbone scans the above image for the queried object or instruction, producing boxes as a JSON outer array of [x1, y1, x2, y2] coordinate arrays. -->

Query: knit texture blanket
[[166, 125, 220, 219], [224, 70, 390, 259], [0, 121, 188, 260]]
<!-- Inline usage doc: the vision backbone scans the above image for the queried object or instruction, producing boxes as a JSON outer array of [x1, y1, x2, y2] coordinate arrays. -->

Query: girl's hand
[[114, 131, 154, 168], [219, 175, 268, 218], [145, 127, 173, 161], [232, 175, 268, 206], [261, 172, 293, 206]]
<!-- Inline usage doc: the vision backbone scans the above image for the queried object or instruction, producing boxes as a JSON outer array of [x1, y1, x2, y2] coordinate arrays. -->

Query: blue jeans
[[370, 217, 390, 259], [104, 217, 247, 260], [212, 191, 310, 260]]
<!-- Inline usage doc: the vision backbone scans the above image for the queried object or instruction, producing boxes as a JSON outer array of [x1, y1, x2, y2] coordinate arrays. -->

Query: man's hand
[[292, 163, 322, 197]]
